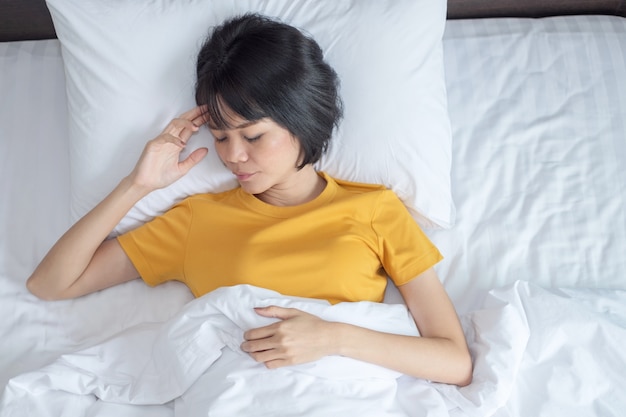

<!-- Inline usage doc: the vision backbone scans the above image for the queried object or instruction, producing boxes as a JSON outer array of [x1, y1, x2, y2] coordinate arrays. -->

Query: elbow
[[435, 339, 473, 387], [26, 274, 50, 300], [456, 364, 473, 387], [26, 274, 65, 301], [454, 349, 474, 387]]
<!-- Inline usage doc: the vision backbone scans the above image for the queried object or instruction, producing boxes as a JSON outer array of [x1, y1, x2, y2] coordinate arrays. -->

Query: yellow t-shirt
[[117, 172, 442, 304]]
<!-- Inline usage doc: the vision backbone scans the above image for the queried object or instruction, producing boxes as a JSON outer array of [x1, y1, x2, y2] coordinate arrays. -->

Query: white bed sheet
[[0, 40, 194, 392], [1, 14, 626, 417], [432, 16, 626, 312], [0, 39, 72, 387]]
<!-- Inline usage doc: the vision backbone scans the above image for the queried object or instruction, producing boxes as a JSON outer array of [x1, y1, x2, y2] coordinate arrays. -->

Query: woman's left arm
[[241, 268, 473, 386]]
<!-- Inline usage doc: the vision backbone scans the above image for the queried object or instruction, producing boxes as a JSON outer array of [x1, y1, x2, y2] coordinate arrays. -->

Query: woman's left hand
[[241, 306, 337, 368]]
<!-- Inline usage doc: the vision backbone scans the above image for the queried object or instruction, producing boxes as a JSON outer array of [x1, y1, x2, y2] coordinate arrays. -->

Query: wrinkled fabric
[[2, 282, 626, 417]]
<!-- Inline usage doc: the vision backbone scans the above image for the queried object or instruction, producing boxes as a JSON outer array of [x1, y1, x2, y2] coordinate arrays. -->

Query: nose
[[222, 138, 249, 163]]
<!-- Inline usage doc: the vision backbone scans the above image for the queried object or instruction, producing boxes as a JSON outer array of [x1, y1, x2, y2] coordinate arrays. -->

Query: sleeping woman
[[26, 13, 472, 387]]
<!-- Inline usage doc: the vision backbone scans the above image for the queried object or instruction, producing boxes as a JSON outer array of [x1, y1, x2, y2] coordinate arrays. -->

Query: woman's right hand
[[26, 107, 209, 301], [128, 107, 209, 192]]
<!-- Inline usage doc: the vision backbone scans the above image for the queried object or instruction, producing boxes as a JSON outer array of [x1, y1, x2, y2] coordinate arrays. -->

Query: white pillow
[[46, 0, 454, 233]]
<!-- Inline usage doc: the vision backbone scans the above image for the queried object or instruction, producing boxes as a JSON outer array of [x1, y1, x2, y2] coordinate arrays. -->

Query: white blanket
[[2, 282, 626, 417], [1, 285, 425, 417]]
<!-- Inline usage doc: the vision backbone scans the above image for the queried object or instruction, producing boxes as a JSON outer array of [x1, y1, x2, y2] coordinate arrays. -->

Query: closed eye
[[212, 133, 262, 143]]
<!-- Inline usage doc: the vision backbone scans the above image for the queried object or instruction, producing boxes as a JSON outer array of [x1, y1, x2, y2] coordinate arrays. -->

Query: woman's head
[[195, 13, 343, 169]]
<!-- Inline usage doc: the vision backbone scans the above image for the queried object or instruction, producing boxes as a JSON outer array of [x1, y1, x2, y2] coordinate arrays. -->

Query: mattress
[[1, 14, 626, 417]]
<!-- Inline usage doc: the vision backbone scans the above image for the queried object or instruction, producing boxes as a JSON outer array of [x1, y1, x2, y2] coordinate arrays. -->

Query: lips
[[234, 172, 255, 181]]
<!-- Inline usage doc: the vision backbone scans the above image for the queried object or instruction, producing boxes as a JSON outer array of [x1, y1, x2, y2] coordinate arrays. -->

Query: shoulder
[[152, 187, 242, 223], [178, 187, 242, 206], [323, 173, 403, 207], [322, 172, 388, 195]]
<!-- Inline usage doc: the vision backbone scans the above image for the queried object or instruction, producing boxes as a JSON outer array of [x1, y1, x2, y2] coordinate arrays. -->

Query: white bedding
[[431, 16, 626, 312], [2, 283, 625, 417], [1, 14, 626, 417]]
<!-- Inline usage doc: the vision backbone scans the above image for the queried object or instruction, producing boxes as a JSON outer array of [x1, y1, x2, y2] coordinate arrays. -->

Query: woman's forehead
[[204, 95, 256, 129]]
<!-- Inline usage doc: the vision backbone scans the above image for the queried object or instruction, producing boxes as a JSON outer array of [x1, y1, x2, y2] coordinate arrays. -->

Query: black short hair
[[195, 13, 343, 169]]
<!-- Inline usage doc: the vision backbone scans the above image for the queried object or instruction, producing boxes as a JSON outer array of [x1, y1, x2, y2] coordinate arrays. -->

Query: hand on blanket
[[241, 306, 336, 368], [128, 107, 209, 192]]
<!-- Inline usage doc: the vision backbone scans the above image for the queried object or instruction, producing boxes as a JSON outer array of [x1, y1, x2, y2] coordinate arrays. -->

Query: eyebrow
[[208, 120, 258, 130]]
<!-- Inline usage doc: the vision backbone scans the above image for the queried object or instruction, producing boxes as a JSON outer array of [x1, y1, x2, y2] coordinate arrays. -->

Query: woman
[[27, 14, 472, 386]]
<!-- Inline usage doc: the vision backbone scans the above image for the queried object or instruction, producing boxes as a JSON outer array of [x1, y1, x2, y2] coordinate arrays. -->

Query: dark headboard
[[2, 0, 626, 42], [447, 0, 626, 19], [1, 0, 56, 42]]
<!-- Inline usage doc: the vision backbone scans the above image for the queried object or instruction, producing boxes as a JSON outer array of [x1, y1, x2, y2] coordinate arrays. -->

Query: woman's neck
[[255, 166, 327, 207]]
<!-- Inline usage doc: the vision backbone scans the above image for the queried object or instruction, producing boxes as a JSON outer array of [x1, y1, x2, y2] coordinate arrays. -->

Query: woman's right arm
[[26, 108, 208, 300]]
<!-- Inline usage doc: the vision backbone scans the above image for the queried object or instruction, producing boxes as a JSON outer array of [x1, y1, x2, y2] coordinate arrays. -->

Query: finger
[[192, 113, 208, 127], [192, 105, 210, 126], [177, 124, 199, 144], [248, 348, 294, 368], [248, 349, 285, 366], [181, 107, 209, 128], [154, 133, 185, 148], [241, 337, 276, 354], [180, 106, 205, 121], [166, 118, 199, 139], [178, 147, 208, 174], [243, 323, 277, 341], [254, 306, 301, 320]]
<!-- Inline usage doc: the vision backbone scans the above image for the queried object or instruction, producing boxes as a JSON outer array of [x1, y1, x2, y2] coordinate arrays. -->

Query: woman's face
[[209, 113, 302, 197]]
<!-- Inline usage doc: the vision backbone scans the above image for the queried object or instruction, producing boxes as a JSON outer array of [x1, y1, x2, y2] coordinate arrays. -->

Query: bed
[[1, 0, 625, 416]]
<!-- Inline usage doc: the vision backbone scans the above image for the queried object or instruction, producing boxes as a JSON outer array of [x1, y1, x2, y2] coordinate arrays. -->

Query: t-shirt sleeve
[[371, 190, 443, 286], [116, 200, 192, 287]]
